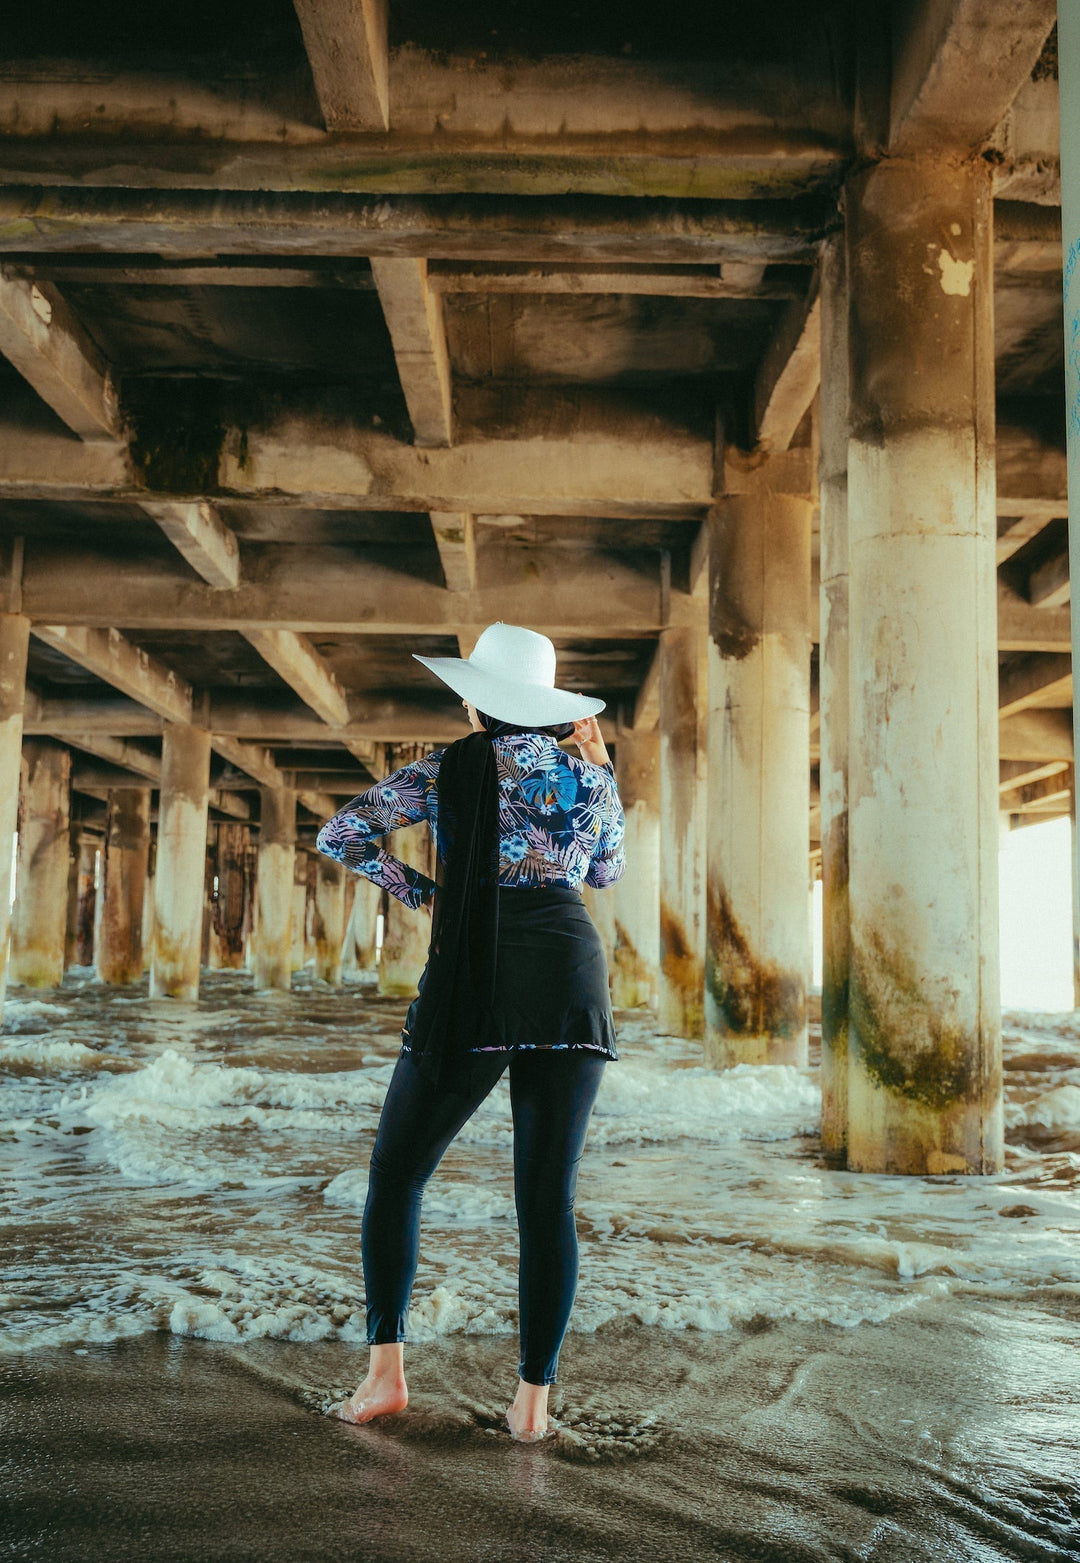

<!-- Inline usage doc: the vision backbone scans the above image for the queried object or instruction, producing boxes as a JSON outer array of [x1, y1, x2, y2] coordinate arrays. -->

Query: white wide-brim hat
[[413, 622, 605, 727]]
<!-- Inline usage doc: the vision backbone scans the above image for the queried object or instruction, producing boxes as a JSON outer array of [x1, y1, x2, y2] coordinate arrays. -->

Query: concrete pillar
[[582, 881, 616, 987], [0, 613, 30, 1017], [10, 741, 71, 988], [210, 823, 250, 969], [844, 157, 1001, 1175], [344, 873, 380, 975], [96, 789, 151, 986], [290, 850, 309, 972], [378, 744, 432, 997], [141, 836, 155, 974], [818, 233, 851, 1159], [150, 723, 212, 1002], [612, 731, 660, 1008], [313, 855, 346, 985], [705, 467, 812, 1068], [65, 830, 98, 971], [1060, 7, 1080, 1014], [253, 786, 295, 991], [200, 843, 214, 970], [658, 625, 707, 1038]]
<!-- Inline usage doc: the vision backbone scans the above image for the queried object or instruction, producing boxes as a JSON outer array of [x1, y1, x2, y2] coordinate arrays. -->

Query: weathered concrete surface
[[313, 856, 346, 986], [581, 882, 617, 992], [150, 724, 212, 1002], [64, 830, 97, 971], [844, 156, 1002, 1176], [378, 744, 432, 998], [289, 851, 310, 974], [1060, 4, 1080, 1016], [0, 613, 30, 1016], [613, 731, 660, 1009], [705, 466, 811, 1068], [10, 739, 70, 989], [253, 788, 296, 993], [344, 874, 381, 975], [818, 234, 851, 1162], [659, 625, 707, 1039], [96, 789, 150, 986], [209, 823, 250, 970]]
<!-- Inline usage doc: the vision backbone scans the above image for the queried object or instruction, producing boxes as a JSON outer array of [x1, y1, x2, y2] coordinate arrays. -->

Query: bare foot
[[328, 1373, 408, 1425], [506, 1380, 552, 1442]]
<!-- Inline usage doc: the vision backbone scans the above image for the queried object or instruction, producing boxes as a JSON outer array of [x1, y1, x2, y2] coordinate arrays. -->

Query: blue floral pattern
[[315, 733, 626, 910]]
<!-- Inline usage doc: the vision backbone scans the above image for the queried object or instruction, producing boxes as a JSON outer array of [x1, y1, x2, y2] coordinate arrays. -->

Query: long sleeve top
[[315, 731, 626, 910]]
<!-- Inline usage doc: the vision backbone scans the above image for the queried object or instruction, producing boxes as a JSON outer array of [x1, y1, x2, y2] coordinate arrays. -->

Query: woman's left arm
[[315, 750, 444, 910]]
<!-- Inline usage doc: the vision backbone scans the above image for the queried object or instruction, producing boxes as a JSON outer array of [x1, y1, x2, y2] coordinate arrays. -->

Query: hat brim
[[412, 653, 605, 726]]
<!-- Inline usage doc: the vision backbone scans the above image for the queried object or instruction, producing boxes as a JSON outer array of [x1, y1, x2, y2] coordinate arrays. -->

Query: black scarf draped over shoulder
[[406, 710, 575, 1092]]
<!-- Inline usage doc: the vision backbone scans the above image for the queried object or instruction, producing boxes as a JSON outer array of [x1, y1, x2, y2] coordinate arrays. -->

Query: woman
[[315, 621, 625, 1443]]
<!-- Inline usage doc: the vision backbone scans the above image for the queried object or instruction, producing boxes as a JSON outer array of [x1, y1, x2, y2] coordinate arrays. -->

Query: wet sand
[[4, 1300, 1079, 1562]]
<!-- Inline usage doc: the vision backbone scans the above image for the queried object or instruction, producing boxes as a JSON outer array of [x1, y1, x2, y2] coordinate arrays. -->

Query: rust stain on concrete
[[848, 926, 997, 1113], [659, 897, 703, 1034], [705, 880, 804, 1039]]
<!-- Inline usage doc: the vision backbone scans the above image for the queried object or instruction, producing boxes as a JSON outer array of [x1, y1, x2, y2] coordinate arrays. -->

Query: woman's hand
[[572, 701, 610, 768]]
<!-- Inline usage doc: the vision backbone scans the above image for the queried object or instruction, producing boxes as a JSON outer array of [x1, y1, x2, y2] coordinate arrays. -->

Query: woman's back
[[315, 730, 625, 909]]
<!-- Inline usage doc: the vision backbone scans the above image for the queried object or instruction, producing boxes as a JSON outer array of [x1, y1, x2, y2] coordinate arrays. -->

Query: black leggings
[[361, 1047, 608, 1386]]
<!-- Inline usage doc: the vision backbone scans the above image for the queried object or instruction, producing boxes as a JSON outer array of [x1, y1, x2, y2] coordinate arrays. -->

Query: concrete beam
[[998, 653, 1072, 719], [32, 625, 193, 725], [208, 736, 284, 790], [62, 732, 161, 782], [997, 511, 1060, 564], [999, 707, 1073, 761], [139, 501, 240, 590], [1027, 545, 1070, 609], [429, 512, 477, 592], [1000, 758, 1068, 790], [428, 262, 802, 300], [0, 273, 120, 441], [1000, 769, 1073, 813], [997, 580, 1071, 653], [371, 258, 453, 447], [292, 0, 389, 132], [241, 629, 351, 728], [0, 188, 830, 266], [753, 273, 821, 453], [889, 0, 1056, 154]]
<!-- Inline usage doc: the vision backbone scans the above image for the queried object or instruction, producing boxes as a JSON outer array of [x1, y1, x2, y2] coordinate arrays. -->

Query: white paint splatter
[[936, 248, 974, 297]]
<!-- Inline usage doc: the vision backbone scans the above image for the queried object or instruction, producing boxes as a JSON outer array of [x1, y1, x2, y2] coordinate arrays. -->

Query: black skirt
[[401, 884, 618, 1062]]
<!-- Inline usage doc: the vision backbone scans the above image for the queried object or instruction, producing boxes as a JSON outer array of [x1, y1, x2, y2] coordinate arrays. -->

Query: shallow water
[[2, 972, 1079, 1559]]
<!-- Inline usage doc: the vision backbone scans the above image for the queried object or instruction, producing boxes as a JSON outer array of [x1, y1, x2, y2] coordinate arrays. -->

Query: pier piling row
[[0, 0, 1071, 1172]]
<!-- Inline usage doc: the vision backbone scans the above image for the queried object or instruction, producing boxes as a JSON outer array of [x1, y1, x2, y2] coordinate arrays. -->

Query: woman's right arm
[[315, 749, 444, 910]]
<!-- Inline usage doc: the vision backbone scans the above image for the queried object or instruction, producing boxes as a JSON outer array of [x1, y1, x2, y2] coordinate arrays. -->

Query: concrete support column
[[658, 625, 707, 1038], [612, 731, 660, 1008], [253, 786, 295, 991], [378, 743, 432, 997], [705, 467, 812, 1068], [210, 823, 250, 970], [844, 157, 1001, 1174], [0, 613, 31, 1015], [150, 723, 212, 1002], [313, 856, 346, 985], [344, 874, 381, 975], [582, 881, 616, 987], [65, 831, 98, 971], [96, 789, 151, 986], [141, 836, 155, 974], [818, 231, 851, 1158], [1060, 6, 1080, 1013], [10, 741, 71, 989]]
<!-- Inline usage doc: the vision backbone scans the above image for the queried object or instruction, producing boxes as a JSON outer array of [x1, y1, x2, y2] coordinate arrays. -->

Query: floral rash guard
[[315, 732, 626, 909]]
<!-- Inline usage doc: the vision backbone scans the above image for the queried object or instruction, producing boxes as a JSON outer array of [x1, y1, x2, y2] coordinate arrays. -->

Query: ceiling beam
[[429, 512, 477, 592], [997, 511, 1059, 564], [139, 501, 240, 590], [32, 624, 193, 725], [292, 0, 389, 132], [753, 272, 821, 453], [242, 629, 351, 728], [427, 262, 801, 300], [371, 258, 453, 447], [998, 653, 1072, 719], [889, 0, 1057, 154], [1026, 546, 1070, 610], [60, 732, 162, 782], [0, 272, 120, 442], [998, 707, 1073, 761], [0, 188, 830, 266]]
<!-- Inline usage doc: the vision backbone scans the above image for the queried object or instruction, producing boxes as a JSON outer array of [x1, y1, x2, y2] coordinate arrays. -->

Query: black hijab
[[406, 709, 575, 1092]]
